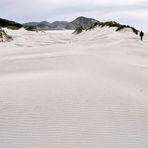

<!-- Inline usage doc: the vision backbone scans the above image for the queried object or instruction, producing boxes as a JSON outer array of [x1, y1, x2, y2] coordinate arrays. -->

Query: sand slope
[[0, 28, 148, 148]]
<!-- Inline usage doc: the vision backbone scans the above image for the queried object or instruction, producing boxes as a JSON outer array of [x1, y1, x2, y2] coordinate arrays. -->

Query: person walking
[[140, 31, 144, 41]]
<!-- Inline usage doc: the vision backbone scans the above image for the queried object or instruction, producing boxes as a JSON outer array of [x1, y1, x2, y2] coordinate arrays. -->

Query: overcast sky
[[1, 0, 148, 30]]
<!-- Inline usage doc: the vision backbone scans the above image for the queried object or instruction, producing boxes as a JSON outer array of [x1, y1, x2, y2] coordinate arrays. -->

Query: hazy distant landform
[[23, 16, 97, 30]]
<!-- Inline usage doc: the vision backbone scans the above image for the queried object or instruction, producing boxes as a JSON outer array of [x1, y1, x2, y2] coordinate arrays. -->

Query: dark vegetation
[[24, 25, 38, 31], [0, 29, 12, 42], [73, 25, 84, 34], [0, 18, 22, 30], [116, 25, 139, 35], [86, 21, 139, 35]]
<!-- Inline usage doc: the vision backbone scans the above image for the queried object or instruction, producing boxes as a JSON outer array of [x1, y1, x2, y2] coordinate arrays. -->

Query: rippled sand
[[0, 28, 148, 148]]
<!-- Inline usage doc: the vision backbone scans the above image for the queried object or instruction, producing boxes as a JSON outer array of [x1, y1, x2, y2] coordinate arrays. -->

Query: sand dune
[[0, 28, 148, 148]]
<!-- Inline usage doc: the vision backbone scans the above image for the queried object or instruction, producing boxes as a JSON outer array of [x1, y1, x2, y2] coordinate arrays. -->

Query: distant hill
[[23, 16, 98, 31], [24, 21, 50, 27], [68, 16, 97, 29], [0, 18, 22, 30]]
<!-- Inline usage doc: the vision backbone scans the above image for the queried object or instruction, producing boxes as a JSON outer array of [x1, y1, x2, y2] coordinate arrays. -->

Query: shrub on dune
[[0, 18, 22, 30], [25, 25, 38, 31], [116, 25, 139, 35], [0, 29, 12, 42], [98, 21, 121, 28], [86, 21, 139, 35], [73, 25, 84, 34]]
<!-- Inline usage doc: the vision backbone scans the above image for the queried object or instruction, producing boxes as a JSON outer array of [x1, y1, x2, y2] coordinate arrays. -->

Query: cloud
[[0, 0, 148, 30]]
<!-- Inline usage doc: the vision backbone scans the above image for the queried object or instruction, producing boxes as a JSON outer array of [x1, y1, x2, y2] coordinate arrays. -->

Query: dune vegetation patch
[[73, 25, 84, 34], [0, 29, 12, 42], [24, 25, 38, 31], [0, 18, 22, 30], [78, 21, 139, 35]]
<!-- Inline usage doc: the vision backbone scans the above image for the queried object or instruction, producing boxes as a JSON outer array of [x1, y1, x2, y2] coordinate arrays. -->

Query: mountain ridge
[[23, 16, 98, 31]]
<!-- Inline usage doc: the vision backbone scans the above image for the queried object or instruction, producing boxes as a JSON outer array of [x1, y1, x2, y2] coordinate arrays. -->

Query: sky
[[1, 0, 148, 31]]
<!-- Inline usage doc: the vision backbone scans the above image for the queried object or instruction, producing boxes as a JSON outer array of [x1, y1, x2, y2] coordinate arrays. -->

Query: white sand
[[0, 27, 148, 148]]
